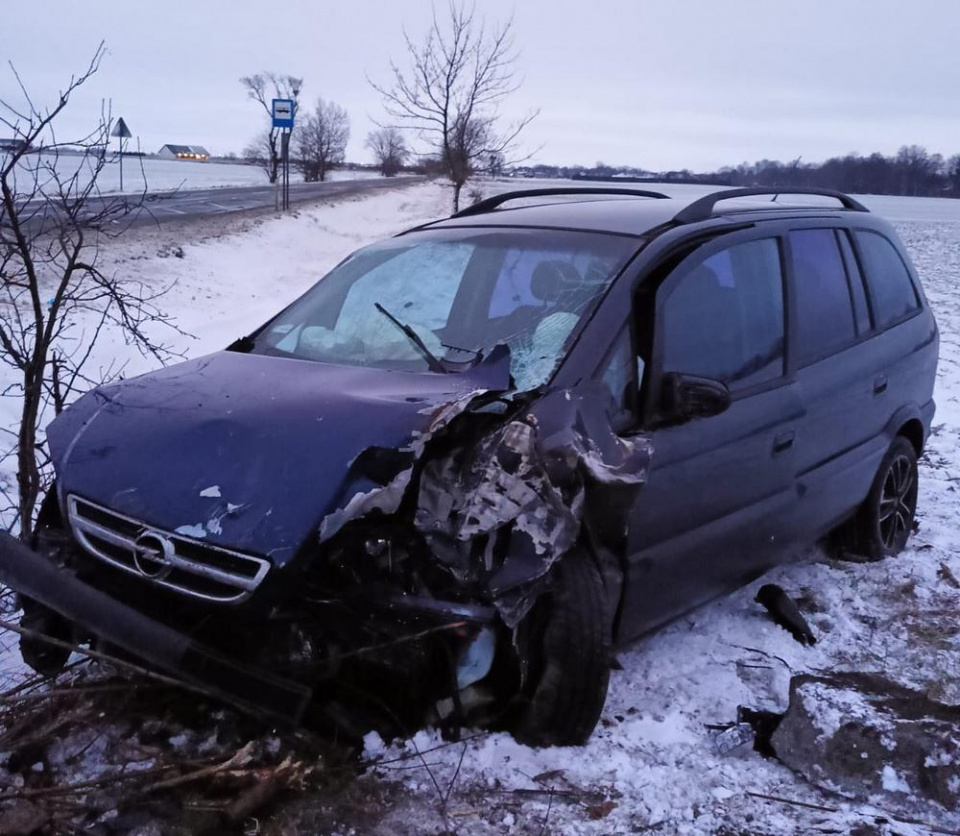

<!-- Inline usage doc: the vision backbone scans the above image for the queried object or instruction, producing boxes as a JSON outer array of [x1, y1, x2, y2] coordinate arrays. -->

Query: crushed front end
[[1, 356, 652, 740]]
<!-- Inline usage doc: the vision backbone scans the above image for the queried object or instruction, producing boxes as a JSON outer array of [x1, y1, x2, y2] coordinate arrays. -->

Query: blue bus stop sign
[[272, 99, 295, 129]]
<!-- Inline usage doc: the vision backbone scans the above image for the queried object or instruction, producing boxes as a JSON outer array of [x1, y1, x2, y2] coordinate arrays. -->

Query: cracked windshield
[[259, 229, 634, 388]]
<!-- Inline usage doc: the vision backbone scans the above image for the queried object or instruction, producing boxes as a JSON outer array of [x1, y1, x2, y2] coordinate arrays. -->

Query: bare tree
[[0, 46, 182, 538], [948, 154, 960, 196], [294, 98, 350, 183], [366, 127, 410, 177], [239, 72, 303, 184], [241, 129, 274, 180], [371, 2, 538, 211]]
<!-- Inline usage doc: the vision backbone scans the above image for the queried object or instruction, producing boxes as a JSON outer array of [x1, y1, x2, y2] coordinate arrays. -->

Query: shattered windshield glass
[[255, 228, 636, 389]]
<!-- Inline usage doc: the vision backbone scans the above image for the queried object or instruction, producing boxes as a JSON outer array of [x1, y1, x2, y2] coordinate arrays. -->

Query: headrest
[[530, 260, 584, 302]]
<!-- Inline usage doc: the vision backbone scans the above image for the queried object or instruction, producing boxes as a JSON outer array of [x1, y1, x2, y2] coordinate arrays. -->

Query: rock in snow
[[771, 673, 960, 814]]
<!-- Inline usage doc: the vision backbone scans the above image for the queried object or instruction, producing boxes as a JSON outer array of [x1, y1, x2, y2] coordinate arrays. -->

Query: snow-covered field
[[0, 182, 959, 834], [13, 152, 383, 196], [493, 176, 960, 223]]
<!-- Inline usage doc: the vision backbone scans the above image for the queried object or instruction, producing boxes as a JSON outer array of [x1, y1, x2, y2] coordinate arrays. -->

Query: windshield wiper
[[442, 342, 484, 366], [374, 303, 447, 374]]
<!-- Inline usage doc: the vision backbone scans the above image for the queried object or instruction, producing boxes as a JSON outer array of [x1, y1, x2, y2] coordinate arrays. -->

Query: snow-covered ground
[[12, 152, 383, 196], [0, 182, 959, 834]]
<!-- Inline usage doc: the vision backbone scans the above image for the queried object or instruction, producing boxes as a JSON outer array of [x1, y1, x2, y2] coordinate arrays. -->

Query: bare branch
[[0, 47, 184, 537]]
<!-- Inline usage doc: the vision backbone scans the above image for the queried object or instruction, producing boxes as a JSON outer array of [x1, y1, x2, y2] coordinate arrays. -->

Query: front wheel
[[835, 436, 919, 561], [509, 555, 612, 747], [19, 599, 72, 676]]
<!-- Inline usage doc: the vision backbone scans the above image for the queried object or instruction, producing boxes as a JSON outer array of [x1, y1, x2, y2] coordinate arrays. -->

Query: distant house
[[157, 144, 210, 162]]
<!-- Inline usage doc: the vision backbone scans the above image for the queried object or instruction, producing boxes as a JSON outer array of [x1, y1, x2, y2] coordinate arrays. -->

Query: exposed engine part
[[755, 583, 817, 646]]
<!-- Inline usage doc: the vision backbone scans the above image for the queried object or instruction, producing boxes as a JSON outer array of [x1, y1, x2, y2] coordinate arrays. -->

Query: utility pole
[[281, 130, 290, 210]]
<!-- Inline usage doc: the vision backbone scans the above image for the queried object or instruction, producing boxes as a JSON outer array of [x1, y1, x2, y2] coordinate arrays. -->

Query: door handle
[[773, 431, 795, 454], [874, 375, 888, 395]]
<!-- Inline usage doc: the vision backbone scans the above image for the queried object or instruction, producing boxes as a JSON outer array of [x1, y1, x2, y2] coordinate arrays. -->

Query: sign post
[[272, 99, 295, 210], [111, 117, 133, 191]]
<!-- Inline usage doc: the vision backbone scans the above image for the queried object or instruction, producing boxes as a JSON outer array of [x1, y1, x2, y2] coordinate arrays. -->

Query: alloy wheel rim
[[878, 454, 915, 550]]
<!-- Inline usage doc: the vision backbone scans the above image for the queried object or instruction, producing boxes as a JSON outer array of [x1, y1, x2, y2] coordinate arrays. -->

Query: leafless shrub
[[0, 45, 183, 538]]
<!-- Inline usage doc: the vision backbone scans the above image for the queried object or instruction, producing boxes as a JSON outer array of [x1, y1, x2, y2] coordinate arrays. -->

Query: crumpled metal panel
[[45, 351, 491, 566], [321, 376, 654, 627]]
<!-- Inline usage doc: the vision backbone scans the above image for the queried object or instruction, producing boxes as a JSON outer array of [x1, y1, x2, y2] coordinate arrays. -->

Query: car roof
[[408, 187, 876, 240], [423, 196, 680, 237]]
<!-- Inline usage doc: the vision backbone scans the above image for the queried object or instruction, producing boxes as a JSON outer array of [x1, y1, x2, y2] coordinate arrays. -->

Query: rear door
[[850, 228, 933, 439], [780, 224, 886, 540], [617, 230, 803, 639]]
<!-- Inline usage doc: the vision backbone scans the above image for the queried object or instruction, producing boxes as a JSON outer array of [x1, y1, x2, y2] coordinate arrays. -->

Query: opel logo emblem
[[132, 530, 174, 580]]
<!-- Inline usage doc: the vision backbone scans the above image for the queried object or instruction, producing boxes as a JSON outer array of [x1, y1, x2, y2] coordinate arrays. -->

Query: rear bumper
[[0, 532, 312, 725]]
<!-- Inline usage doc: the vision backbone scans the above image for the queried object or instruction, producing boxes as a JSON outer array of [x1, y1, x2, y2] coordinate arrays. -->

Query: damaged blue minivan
[[0, 187, 938, 745]]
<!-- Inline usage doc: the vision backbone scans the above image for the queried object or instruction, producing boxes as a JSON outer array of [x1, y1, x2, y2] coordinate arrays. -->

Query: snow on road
[[13, 152, 383, 196], [1, 183, 959, 834]]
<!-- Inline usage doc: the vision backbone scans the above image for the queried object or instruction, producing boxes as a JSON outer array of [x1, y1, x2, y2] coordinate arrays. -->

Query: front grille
[[66, 495, 270, 603]]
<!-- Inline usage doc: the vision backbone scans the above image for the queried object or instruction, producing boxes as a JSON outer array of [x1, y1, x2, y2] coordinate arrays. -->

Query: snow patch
[[881, 765, 911, 794], [174, 523, 206, 539]]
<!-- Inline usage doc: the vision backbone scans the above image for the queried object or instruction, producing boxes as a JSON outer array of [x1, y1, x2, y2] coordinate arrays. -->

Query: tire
[[835, 436, 919, 562], [19, 600, 72, 676], [510, 556, 612, 747]]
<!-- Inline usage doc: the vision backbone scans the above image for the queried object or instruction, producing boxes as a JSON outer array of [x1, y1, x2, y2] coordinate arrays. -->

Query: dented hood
[[47, 351, 492, 566]]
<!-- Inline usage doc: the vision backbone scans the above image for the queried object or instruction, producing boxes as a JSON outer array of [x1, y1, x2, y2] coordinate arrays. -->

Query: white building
[[157, 144, 210, 162]]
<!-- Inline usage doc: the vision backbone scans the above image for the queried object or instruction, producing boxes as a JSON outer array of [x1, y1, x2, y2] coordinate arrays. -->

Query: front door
[[617, 232, 802, 640]]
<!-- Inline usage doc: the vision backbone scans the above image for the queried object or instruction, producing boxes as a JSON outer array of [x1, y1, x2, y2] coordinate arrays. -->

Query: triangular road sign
[[111, 117, 133, 139]]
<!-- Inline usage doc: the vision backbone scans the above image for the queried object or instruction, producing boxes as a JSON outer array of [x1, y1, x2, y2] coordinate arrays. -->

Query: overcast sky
[[3, 0, 959, 170]]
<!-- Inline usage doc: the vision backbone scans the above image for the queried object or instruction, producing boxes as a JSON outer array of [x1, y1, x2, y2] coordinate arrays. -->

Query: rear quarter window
[[854, 231, 920, 329]]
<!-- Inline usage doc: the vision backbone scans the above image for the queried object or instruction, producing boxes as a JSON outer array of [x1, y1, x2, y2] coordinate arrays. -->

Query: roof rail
[[673, 187, 870, 224], [451, 187, 671, 218]]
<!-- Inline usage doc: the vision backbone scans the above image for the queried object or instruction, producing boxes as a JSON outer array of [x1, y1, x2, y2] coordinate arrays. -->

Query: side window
[[661, 238, 784, 391], [789, 229, 857, 364], [854, 231, 920, 329]]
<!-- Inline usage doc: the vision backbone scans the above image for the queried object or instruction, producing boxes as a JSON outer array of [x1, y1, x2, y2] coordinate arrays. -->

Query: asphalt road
[[121, 175, 424, 227]]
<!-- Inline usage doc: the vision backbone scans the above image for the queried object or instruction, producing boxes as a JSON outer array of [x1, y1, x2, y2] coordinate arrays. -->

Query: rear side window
[[789, 229, 857, 364], [661, 238, 784, 391], [855, 231, 920, 328]]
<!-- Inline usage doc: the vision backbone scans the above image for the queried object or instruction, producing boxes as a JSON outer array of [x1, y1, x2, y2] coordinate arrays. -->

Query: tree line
[[713, 146, 960, 198], [514, 146, 960, 199]]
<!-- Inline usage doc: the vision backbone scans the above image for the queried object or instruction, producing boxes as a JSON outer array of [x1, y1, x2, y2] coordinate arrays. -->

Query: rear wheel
[[509, 555, 611, 747], [834, 436, 919, 561]]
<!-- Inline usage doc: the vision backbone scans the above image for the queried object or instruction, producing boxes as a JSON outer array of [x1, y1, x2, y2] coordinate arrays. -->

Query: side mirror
[[660, 373, 731, 424]]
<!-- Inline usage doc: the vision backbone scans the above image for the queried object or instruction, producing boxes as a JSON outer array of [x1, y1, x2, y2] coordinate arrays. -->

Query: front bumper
[[0, 532, 312, 725]]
